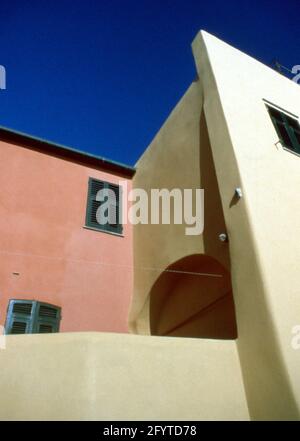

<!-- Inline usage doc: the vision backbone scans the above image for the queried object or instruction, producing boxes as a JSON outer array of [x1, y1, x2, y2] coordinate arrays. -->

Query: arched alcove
[[150, 254, 237, 339]]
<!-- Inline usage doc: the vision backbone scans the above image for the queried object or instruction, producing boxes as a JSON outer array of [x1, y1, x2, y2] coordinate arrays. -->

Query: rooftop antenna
[[272, 59, 293, 78]]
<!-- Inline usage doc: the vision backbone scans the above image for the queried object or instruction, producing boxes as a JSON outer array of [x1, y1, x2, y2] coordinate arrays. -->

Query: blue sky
[[0, 0, 298, 166]]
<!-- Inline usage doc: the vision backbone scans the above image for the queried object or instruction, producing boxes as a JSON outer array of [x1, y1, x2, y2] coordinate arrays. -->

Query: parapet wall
[[0, 332, 249, 420]]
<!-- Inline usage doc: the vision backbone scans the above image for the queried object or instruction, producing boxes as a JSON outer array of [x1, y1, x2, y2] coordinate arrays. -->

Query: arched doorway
[[150, 254, 237, 339]]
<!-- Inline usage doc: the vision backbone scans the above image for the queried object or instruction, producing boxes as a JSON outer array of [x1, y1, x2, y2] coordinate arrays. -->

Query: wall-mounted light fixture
[[219, 233, 228, 243], [235, 187, 243, 199]]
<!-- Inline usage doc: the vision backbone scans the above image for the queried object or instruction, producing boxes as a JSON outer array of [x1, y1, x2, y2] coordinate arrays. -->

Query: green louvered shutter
[[85, 178, 122, 234], [106, 182, 122, 234], [5, 300, 35, 334], [286, 116, 300, 152], [5, 300, 61, 334], [85, 178, 106, 230], [34, 302, 61, 333]]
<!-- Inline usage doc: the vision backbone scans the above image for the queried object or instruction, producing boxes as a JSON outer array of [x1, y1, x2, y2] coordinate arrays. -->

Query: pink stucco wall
[[0, 139, 133, 333]]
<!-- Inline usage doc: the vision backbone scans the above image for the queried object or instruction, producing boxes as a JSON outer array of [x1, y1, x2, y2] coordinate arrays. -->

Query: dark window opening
[[267, 105, 300, 154]]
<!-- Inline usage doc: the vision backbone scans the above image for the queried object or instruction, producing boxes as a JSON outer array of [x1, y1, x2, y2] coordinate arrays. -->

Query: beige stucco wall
[[130, 30, 300, 420], [192, 31, 300, 420], [130, 79, 231, 335], [0, 333, 249, 420]]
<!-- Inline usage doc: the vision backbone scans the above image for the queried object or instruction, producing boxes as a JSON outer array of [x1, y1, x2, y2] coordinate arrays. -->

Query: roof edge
[[0, 125, 136, 177]]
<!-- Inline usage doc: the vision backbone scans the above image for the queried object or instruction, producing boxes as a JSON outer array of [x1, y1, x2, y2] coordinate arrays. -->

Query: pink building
[[0, 127, 135, 333]]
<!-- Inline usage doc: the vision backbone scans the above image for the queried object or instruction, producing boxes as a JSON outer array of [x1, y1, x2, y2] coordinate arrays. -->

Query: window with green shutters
[[4, 300, 61, 334], [85, 177, 122, 234], [267, 105, 300, 154]]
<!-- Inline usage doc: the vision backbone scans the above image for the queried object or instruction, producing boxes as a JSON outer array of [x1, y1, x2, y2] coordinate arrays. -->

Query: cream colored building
[[1, 30, 300, 421]]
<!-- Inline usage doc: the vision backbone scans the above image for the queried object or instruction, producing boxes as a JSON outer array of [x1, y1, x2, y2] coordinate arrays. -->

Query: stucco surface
[[130, 29, 300, 420], [130, 80, 231, 335], [192, 31, 300, 420], [0, 332, 249, 421], [0, 142, 133, 332]]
